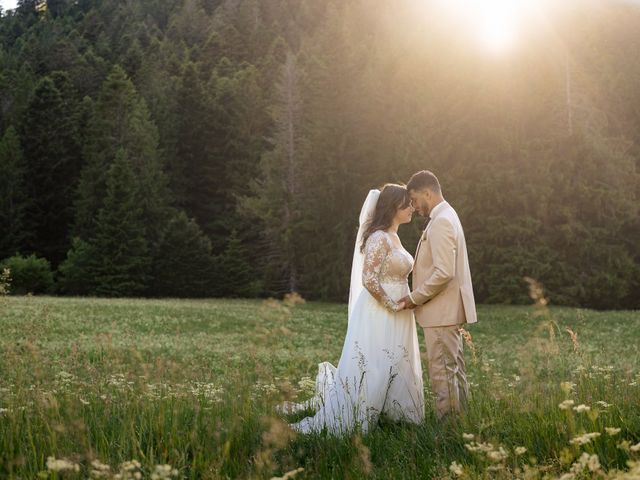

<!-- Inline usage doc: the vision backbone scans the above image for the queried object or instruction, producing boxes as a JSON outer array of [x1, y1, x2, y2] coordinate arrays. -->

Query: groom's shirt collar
[[428, 200, 448, 221]]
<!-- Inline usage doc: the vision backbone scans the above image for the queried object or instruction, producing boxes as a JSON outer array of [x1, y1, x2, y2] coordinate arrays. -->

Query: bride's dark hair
[[360, 183, 411, 252]]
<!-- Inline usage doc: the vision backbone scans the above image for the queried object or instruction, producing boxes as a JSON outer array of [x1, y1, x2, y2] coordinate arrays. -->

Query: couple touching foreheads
[[281, 170, 477, 435]]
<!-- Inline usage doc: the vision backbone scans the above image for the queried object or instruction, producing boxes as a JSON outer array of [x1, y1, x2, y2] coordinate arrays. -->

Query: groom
[[399, 170, 477, 420]]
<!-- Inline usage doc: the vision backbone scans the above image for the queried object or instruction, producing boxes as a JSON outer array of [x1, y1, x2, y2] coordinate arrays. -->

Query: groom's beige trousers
[[422, 324, 468, 418]]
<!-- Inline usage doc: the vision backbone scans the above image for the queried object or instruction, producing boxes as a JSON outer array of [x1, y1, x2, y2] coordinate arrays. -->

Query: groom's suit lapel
[[414, 219, 430, 259], [415, 202, 449, 259]]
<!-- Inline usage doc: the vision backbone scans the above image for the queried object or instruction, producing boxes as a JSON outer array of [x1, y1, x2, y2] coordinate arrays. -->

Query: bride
[[284, 184, 425, 435]]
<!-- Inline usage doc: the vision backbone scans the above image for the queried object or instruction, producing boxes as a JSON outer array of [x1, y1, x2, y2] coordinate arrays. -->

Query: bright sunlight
[[432, 0, 548, 54]]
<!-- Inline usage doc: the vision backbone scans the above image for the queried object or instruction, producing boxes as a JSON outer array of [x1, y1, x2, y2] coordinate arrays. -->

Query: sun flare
[[478, 3, 519, 53], [432, 0, 545, 54]]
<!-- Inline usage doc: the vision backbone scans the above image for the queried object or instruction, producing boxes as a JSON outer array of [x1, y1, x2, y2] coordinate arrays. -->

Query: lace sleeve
[[362, 231, 400, 312]]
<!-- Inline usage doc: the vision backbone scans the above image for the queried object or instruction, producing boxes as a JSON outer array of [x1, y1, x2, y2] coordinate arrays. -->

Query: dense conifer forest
[[1, 0, 638, 308]]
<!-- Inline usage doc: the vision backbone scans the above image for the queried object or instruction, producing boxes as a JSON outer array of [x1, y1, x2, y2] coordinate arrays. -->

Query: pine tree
[[170, 61, 211, 220], [542, 132, 639, 309], [241, 51, 305, 294], [167, 59, 267, 256], [0, 126, 30, 259], [56, 237, 99, 295], [74, 65, 172, 251], [46, 0, 68, 18], [74, 65, 138, 239], [205, 61, 268, 252], [151, 211, 216, 298], [167, 0, 210, 47], [216, 230, 260, 297], [92, 149, 151, 297], [122, 38, 143, 83], [21, 76, 81, 265]]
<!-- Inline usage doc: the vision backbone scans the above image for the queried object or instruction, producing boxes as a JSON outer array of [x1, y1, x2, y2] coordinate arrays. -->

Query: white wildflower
[[190, 382, 224, 402], [90, 459, 111, 478], [605, 427, 621, 436], [462, 433, 475, 441], [465, 441, 495, 453], [113, 459, 143, 480], [570, 452, 602, 474], [120, 460, 141, 470], [151, 464, 179, 480], [515, 446, 527, 455], [297, 376, 316, 394], [271, 467, 305, 480], [571, 453, 591, 474], [46, 456, 80, 473], [449, 461, 464, 476], [570, 432, 601, 445], [487, 447, 508, 462], [573, 404, 590, 413], [587, 454, 601, 472], [559, 399, 575, 410], [617, 440, 631, 451]]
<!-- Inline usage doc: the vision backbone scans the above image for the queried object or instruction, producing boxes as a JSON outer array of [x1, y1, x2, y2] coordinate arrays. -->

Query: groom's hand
[[399, 295, 417, 310]]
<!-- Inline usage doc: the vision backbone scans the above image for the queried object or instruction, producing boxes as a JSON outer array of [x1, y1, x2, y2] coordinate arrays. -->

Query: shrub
[[0, 254, 54, 295]]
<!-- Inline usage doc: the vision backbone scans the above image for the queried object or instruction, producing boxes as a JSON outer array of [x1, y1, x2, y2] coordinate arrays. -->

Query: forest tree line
[[0, 0, 639, 309]]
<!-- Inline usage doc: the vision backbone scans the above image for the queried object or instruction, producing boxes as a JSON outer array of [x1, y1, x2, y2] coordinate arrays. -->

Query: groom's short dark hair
[[407, 170, 441, 194]]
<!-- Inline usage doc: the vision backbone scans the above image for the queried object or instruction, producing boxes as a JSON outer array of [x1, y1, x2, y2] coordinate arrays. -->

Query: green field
[[1, 295, 639, 479]]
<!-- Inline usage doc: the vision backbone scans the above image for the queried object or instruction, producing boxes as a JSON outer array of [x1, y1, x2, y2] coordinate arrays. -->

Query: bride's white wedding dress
[[284, 191, 425, 435]]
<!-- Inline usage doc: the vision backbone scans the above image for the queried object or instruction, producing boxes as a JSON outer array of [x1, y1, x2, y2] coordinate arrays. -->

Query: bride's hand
[[394, 301, 406, 312]]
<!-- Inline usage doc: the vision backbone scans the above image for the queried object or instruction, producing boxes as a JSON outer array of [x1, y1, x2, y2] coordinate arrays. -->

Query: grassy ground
[[0, 294, 639, 479]]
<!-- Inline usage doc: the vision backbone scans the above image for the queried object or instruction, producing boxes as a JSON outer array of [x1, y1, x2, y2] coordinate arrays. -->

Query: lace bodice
[[362, 230, 413, 311]]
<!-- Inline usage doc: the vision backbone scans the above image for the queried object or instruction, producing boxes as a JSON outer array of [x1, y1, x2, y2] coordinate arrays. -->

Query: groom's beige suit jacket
[[410, 201, 477, 328]]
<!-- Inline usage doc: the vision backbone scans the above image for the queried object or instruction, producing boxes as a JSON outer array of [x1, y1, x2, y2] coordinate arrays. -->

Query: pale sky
[[1, 0, 17, 12]]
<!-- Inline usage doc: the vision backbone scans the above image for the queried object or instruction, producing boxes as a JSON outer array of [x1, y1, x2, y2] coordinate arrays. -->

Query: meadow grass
[[0, 292, 639, 479]]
